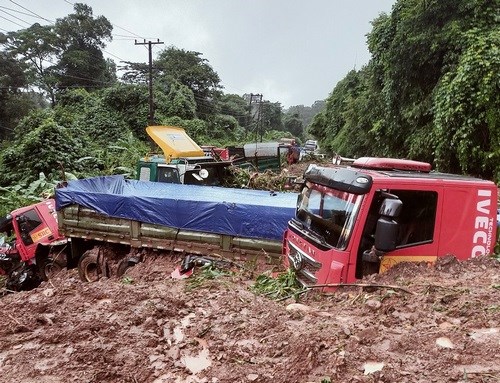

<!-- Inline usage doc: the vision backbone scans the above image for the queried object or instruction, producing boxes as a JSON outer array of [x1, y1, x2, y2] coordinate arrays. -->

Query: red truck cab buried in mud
[[0, 199, 64, 264], [283, 157, 498, 289]]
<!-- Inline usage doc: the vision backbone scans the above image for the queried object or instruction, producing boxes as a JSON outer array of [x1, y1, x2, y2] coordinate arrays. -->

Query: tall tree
[[433, 0, 500, 177], [283, 113, 304, 139], [286, 100, 326, 130], [0, 49, 45, 139], [1, 24, 59, 105], [154, 46, 222, 119], [164, 80, 197, 120], [54, 3, 114, 91], [218, 94, 250, 128]]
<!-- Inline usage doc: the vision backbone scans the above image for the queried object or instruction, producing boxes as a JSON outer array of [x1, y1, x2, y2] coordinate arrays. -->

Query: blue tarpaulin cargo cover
[[55, 175, 298, 241]]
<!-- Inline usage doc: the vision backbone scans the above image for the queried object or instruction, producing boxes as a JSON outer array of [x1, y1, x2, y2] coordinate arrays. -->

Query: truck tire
[[39, 258, 64, 281], [78, 250, 109, 282], [117, 256, 141, 277]]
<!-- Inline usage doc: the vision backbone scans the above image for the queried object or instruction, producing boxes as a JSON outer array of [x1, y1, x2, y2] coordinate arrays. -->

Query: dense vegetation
[[310, 0, 499, 180]]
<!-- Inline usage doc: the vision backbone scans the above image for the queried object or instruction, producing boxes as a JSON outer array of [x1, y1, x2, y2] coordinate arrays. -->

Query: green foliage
[[251, 268, 302, 300], [54, 3, 114, 91], [204, 115, 245, 146], [98, 84, 149, 139], [155, 46, 222, 119], [2, 23, 59, 105], [260, 101, 284, 132], [218, 94, 250, 127], [286, 100, 326, 131], [283, 113, 304, 140], [164, 80, 196, 120], [0, 50, 38, 139], [434, 24, 500, 178], [0, 112, 88, 185], [0, 172, 76, 217], [186, 264, 232, 290], [310, 69, 386, 158], [313, 0, 500, 180]]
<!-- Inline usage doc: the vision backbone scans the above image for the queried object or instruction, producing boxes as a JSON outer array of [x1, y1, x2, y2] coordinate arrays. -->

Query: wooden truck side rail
[[58, 204, 283, 261]]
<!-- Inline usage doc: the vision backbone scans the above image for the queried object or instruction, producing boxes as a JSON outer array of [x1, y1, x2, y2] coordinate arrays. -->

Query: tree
[[0, 50, 39, 139], [314, 0, 499, 180], [218, 94, 250, 128], [433, 15, 500, 177], [0, 111, 88, 185], [54, 3, 114, 92], [283, 113, 304, 139], [260, 101, 283, 133], [1, 24, 59, 105], [154, 46, 222, 119], [164, 80, 196, 120], [286, 100, 325, 130], [98, 84, 150, 139]]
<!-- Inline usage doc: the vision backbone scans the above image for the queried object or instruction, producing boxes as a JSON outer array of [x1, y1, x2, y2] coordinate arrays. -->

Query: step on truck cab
[[283, 157, 497, 289]]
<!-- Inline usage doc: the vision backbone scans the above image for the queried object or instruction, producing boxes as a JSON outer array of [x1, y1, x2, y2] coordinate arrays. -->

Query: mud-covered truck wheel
[[78, 250, 109, 282], [39, 257, 64, 281]]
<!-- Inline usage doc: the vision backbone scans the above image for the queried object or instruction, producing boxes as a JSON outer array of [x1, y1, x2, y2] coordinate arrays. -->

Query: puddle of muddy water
[[181, 348, 212, 374]]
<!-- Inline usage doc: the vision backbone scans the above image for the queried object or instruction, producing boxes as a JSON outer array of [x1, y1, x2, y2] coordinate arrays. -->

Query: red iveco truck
[[283, 157, 497, 288]]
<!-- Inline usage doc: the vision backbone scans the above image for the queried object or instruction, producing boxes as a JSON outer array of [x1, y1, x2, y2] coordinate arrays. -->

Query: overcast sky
[[1, 0, 395, 108]]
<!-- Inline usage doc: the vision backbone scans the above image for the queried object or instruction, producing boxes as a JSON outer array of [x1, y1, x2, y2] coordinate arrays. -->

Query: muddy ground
[[0, 253, 499, 383]]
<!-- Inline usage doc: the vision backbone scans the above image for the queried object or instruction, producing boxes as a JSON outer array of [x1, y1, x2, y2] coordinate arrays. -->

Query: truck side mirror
[[374, 198, 402, 252], [378, 197, 402, 218]]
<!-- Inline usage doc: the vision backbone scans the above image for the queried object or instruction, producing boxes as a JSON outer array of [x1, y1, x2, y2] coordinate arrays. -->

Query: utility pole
[[248, 93, 263, 142], [135, 39, 164, 125]]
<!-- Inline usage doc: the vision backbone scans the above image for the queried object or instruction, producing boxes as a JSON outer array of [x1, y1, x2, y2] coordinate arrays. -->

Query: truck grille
[[287, 242, 321, 286]]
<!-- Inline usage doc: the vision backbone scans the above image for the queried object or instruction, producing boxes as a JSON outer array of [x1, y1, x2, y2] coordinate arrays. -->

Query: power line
[[0, 14, 27, 28], [0, 5, 42, 20], [9, 0, 52, 23]]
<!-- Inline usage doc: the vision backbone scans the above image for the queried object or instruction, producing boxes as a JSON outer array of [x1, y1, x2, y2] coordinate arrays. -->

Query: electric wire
[[0, 14, 26, 28], [0, 5, 43, 20], [9, 0, 52, 23]]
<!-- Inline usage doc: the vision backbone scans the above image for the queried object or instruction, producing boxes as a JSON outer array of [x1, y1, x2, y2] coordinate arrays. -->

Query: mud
[[0, 253, 499, 383]]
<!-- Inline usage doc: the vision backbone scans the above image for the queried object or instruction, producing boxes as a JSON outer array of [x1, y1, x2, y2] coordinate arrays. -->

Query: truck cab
[[137, 155, 233, 185], [283, 157, 497, 288], [0, 199, 68, 290], [137, 125, 234, 186]]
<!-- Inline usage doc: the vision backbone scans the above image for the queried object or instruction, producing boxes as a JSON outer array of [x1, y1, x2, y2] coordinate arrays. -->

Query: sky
[[0, 0, 396, 108]]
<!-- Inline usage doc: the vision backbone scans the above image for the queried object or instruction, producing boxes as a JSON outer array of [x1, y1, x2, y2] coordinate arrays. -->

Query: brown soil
[[0, 253, 499, 383]]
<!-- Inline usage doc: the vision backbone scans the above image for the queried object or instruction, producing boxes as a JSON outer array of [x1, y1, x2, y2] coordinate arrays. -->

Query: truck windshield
[[296, 186, 362, 249]]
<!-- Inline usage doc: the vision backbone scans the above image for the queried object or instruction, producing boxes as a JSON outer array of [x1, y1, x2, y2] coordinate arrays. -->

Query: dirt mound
[[0, 255, 499, 383]]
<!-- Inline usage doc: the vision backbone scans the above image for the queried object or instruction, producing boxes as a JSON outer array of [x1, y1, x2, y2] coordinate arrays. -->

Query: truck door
[[355, 188, 440, 278], [14, 208, 51, 262]]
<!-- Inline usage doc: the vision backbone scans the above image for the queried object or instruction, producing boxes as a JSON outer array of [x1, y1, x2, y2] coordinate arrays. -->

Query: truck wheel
[[39, 258, 64, 281], [78, 250, 109, 282], [116, 258, 139, 277]]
